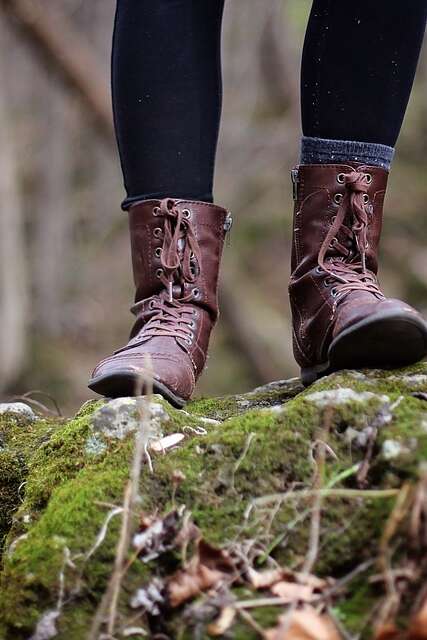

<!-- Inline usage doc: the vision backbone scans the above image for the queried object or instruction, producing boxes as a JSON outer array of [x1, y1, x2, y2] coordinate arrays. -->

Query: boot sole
[[88, 370, 187, 408], [301, 310, 427, 386]]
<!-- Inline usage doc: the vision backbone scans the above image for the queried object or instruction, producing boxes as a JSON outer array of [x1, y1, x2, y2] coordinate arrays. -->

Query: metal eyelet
[[153, 227, 163, 238], [363, 194, 369, 204], [156, 268, 163, 278], [315, 266, 324, 274], [329, 237, 338, 248], [365, 241, 369, 249], [189, 320, 196, 329], [331, 215, 337, 224], [152, 206, 161, 216], [182, 208, 191, 219], [155, 247, 162, 258], [365, 173, 372, 184], [192, 287, 200, 299], [149, 300, 155, 309], [185, 337, 192, 345], [337, 173, 346, 184], [192, 308, 198, 317], [334, 193, 343, 204], [331, 287, 339, 297], [324, 279, 332, 288]]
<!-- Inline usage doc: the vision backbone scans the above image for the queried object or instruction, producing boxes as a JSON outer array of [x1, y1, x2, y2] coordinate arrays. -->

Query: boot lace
[[317, 170, 384, 300], [143, 198, 202, 344]]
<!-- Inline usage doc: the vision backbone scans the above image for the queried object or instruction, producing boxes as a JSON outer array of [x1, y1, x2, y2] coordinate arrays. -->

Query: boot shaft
[[290, 163, 388, 277], [128, 198, 232, 319]]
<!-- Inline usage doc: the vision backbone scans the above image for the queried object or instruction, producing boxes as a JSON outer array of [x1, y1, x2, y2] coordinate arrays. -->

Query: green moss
[[0, 364, 426, 638]]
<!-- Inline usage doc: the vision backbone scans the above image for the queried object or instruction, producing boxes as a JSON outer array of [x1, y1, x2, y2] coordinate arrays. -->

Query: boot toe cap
[[89, 348, 195, 404]]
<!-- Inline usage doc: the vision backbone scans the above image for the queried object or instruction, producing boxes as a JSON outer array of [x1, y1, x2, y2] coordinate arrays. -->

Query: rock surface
[[0, 364, 426, 639]]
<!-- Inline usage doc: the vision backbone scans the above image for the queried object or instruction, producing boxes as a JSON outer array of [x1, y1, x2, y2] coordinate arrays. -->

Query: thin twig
[[107, 482, 133, 635], [88, 358, 154, 640], [250, 488, 400, 510], [237, 608, 268, 638], [301, 407, 332, 575], [230, 432, 256, 491]]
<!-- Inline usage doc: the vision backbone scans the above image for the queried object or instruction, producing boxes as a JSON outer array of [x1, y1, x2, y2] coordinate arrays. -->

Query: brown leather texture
[[90, 198, 231, 403], [289, 163, 423, 369]]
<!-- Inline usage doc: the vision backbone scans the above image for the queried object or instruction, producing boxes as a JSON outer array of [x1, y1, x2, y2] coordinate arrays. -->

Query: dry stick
[[377, 482, 414, 627], [275, 407, 333, 640], [237, 608, 268, 639], [250, 487, 399, 510], [230, 432, 256, 492], [356, 426, 378, 488], [106, 482, 133, 636], [301, 407, 332, 576], [88, 359, 154, 640], [107, 359, 154, 636]]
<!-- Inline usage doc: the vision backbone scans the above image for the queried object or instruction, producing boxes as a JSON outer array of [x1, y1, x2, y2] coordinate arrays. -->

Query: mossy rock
[[0, 364, 426, 639]]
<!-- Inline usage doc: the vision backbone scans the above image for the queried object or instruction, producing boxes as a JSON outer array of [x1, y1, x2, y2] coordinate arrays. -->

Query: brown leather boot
[[289, 163, 427, 386], [89, 198, 232, 407]]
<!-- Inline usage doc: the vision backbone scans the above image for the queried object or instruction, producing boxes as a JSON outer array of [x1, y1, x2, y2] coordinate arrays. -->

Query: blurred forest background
[[0, 0, 427, 414]]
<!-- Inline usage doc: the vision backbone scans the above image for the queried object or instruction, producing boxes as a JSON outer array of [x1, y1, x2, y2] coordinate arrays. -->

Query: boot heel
[[300, 367, 319, 387]]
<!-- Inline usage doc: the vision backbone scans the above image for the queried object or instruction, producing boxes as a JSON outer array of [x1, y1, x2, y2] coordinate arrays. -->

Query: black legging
[[112, 0, 427, 208]]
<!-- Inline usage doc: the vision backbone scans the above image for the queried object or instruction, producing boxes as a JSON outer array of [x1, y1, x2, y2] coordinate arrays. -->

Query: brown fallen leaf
[[248, 567, 328, 592], [167, 539, 237, 607], [293, 572, 329, 590], [265, 605, 341, 640], [198, 539, 236, 573], [206, 606, 236, 636], [270, 581, 315, 603], [168, 562, 225, 607], [407, 595, 427, 639], [247, 567, 285, 589], [374, 624, 401, 640]]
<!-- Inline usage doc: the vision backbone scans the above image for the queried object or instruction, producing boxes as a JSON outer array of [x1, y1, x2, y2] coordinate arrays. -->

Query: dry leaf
[[407, 596, 427, 639], [168, 561, 224, 607], [293, 572, 329, 590], [167, 539, 237, 607], [270, 581, 315, 603], [374, 624, 401, 640], [206, 606, 236, 636], [265, 606, 341, 640], [150, 433, 184, 452], [198, 539, 236, 573], [247, 567, 285, 589]]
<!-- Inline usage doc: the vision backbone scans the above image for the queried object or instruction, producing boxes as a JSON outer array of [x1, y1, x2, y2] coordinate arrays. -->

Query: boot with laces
[[89, 198, 232, 407], [289, 163, 427, 386]]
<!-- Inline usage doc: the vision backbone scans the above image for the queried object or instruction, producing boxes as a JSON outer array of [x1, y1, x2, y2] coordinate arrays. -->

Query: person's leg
[[111, 0, 225, 209], [300, 0, 427, 166], [90, 0, 232, 405], [290, 0, 427, 385]]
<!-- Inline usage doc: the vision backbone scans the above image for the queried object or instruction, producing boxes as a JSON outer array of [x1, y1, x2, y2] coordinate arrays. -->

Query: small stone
[[382, 439, 406, 460], [92, 397, 169, 441], [388, 374, 427, 387], [305, 388, 389, 407], [237, 399, 250, 408], [0, 402, 37, 421], [85, 434, 107, 456]]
